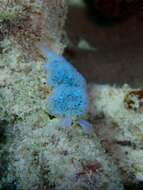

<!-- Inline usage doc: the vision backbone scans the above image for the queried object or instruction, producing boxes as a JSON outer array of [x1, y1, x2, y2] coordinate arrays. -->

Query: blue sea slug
[[47, 85, 89, 117], [40, 46, 93, 133], [42, 47, 86, 88]]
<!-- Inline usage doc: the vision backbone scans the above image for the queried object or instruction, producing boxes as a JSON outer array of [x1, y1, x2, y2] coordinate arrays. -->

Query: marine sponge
[[47, 85, 89, 117], [43, 49, 86, 88]]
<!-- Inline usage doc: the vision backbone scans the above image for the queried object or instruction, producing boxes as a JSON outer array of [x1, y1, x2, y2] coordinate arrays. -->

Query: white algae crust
[[90, 84, 143, 184], [0, 40, 123, 189]]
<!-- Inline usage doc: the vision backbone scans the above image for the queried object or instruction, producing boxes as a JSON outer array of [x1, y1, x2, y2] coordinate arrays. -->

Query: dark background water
[[65, 0, 143, 88]]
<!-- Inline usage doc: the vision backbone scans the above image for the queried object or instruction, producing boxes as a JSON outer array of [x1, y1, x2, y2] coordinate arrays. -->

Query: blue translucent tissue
[[47, 85, 89, 117], [43, 48, 86, 88]]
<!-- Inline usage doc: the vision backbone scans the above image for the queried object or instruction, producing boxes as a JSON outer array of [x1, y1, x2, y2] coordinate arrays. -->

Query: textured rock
[[0, 0, 68, 54], [89, 84, 143, 185]]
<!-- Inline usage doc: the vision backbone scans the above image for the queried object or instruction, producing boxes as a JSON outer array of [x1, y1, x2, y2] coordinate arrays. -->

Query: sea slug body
[[43, 48, 86, 88], [41, 47, 92, 132], [47, 85, 89, 117], [44, 61, 86, 88]]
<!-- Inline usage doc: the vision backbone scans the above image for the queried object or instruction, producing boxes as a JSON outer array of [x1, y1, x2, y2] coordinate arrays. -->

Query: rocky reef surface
[[0, 1, 143, 190], [90, 84, 143, 186]]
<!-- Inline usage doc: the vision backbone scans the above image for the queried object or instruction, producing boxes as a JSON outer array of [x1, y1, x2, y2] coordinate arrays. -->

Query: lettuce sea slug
[[43, 48, 86, 88], [47, 85, 89, 117], [41, 47, 93, 133]]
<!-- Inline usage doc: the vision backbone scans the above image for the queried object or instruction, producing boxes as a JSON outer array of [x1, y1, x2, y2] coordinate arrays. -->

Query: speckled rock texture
[[89, 84, 143, 185]]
